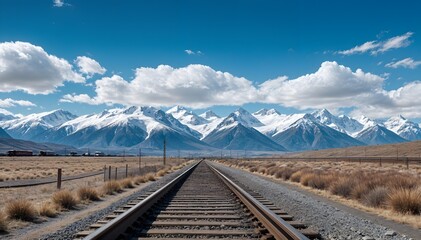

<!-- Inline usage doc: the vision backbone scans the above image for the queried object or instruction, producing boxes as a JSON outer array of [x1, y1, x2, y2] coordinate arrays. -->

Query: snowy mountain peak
[[199, 110, 220, 120], [384, 115, 421, 141], [232, 108, 264, 127], [312, 108, 335, 121], [358, 115, 377, 128], [254, 108, 280, 116]]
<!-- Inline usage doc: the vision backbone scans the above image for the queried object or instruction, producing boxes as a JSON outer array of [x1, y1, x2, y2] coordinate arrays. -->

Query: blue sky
[[1, 0, 421, 119]]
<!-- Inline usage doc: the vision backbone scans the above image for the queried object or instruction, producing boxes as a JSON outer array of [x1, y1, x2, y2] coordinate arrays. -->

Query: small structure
[[39, 151, 56, 156], [95, 151, 105, 157], [69, 151, 78, 156], [7, 150, 33, 156]]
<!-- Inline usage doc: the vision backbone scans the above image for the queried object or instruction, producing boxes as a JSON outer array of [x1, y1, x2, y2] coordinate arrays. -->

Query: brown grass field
[[0, 156, 171, 181], [219, 159, 421, 228], [284, 140, 421, 158], [0, 157, 191, 233]]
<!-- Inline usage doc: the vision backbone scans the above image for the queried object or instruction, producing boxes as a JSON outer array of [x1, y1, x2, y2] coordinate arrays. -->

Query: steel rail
[[207, 161, 309, 240], [82, 161, 200, 240]]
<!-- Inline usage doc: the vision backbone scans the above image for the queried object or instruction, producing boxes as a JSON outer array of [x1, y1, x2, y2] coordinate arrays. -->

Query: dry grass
[[134, 175, 146, 184], [77, 187, 100, 201], [220, 159, 421, 220], [52, 190, 78, 209], [120, 178, 135, 189], [103, 181, 122, 195], [145, 173, 156, 181], [389, 188, 421, 214], [38, 202, 58, 217], [6, 199, 36, 221], [0, 211, 7, 232]]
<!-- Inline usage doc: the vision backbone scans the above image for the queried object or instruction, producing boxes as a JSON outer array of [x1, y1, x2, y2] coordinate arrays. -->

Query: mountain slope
[[271, 114, 364, 151], [355, 125, 408, 145], [0, 109, 77, 140], [312, 109, 364, 136], [203, 109, 286, 151], [384, 115, 421, 141], [0, 128, 12, 139], [36, 106, 211, 150]]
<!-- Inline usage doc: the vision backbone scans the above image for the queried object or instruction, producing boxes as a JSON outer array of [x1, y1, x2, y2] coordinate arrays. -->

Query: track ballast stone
[[212, 162, 416, 240]]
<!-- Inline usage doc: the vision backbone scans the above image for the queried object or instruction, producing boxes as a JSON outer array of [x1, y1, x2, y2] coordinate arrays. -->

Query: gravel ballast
[[212, 162, 419, 240]]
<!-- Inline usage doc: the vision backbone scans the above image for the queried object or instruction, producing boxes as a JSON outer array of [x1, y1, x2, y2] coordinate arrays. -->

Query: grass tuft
[[389, 188, 421, 214], [103, 180, 122, 195], [329, 178, 355, 198], [120, 178, 135, 189], [52, 190, 78, 209], [38, 202, 58, 217], [6, 199, 36, 221], [363, 187, 389, 208], [145, 173, 156, 182], [77, 187, 100, 201]]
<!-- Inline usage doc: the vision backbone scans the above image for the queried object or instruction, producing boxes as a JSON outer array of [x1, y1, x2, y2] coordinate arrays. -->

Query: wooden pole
[[57, 168, 62, 189], [104, 165, 106, 182], [108, 166, 111, 181], [115, 167, 118, 180], [125, 164, 128, 178]]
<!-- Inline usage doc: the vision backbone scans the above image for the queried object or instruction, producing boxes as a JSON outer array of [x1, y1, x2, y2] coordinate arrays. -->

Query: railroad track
[[76, 161, 319, 240]]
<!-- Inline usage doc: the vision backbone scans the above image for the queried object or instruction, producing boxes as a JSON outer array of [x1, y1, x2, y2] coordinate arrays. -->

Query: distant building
[[94, 151, 105, 157], [8, 150, 33, 156], [69, 151, 78, 156], [39, 151, 56, 156]]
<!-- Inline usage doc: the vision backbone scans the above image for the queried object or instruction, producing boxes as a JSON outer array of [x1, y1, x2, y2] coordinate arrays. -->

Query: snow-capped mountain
[[355, 125, 408, 145], [383, 115, 421, 141], [0, 109, 77, 140], [166, 106, 221, 139], [253, 109, 303, 137], [36, 106, 210, 150], [203, 108, 286, 151], [312, 109, 364, 137], [0, 127, 11, 139], [270, 113, 364, 151]]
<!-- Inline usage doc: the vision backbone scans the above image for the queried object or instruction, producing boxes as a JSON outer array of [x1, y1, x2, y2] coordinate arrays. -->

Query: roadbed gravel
[[211, 162, 420, 240]]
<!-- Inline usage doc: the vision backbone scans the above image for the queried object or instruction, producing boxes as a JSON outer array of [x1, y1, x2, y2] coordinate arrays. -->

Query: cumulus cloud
[[259, 61, 386, 110], [61, 64, 258, 108], [338, 32, 413, 55], [385, 57, 421, 69], [75, 56, 106, 78], [0, 41, 84, 94], [60, 93, 101, 105], [0, 98, 36, 108], [184, 49, 202, 55]]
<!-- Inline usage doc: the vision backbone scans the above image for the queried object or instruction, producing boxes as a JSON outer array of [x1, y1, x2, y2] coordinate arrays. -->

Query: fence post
[[406, 157, 409, 169], [57, 168, 62, 189], [115, 167, 118, 180], [108, 166, 111, 181], [379, 158, 382, 167], [125, 164, 128, 178], [103, 165, 106, 182]]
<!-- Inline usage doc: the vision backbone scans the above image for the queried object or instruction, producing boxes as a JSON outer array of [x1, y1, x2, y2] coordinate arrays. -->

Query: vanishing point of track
[[76, 161, 319, 240]]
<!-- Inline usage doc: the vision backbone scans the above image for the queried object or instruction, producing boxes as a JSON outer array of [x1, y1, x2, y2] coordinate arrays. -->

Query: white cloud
[[0, 41, 84, 94], [259, 61, 386, 110], [61, 64, 258, 108], [0, 98, 36, 108], [184, 49, 202, 55], [53, 0, 70, 7], [74, 56, 106, 78], [385, 57, 421, 69], [60, 93, 100, 105], [338, 32, 413, 55]]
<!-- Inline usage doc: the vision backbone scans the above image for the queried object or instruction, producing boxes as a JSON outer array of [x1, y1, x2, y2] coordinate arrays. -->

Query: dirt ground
[[0, 156, 175, 181]]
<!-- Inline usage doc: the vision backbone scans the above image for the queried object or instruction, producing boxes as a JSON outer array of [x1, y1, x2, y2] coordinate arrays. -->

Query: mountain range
[[1, 106, 420, 153]]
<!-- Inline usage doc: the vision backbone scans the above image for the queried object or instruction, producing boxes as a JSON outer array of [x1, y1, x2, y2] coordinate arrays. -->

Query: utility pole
[[163, 138, 166, 165]]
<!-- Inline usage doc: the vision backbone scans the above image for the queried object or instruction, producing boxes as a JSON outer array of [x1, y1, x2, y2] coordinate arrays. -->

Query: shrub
[[307, 175, 333, 190], [103, 181, 122, 195], [249, 166, 258, 173], [0, 211, 7, 232], [38, 202, 58, 217], [389, 188, 421, 214], [329, 178, 356, 198], [6, 199, 36, 221], [77, 187, 100, 201], [134, 176, 146, 184], [257, 166, 267, 175], [363, 187, 389, 208], [52, 190, 78, 209], [290, 170, 305, 182], [120, 178, 135, 189], [300, 173, 315, 186], [145, 173, 156, 182]]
